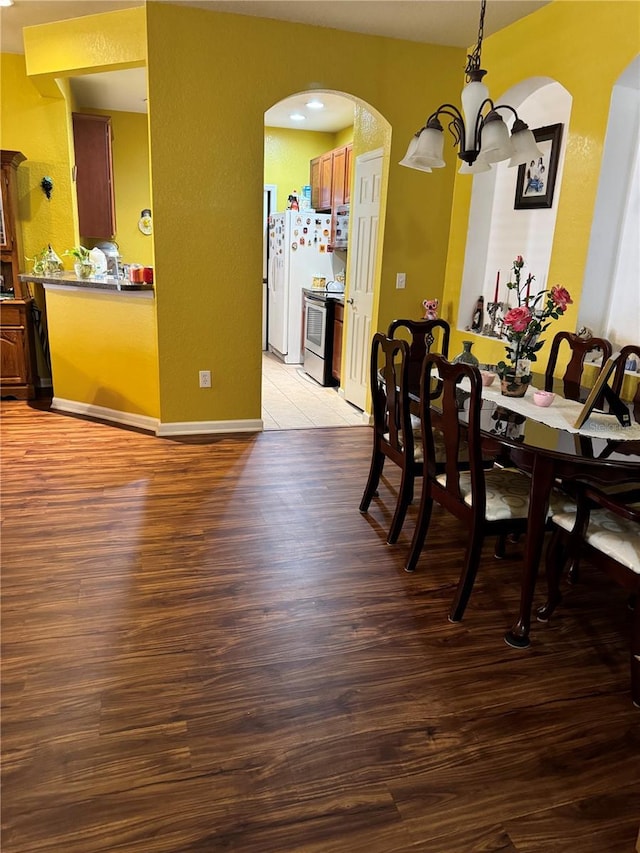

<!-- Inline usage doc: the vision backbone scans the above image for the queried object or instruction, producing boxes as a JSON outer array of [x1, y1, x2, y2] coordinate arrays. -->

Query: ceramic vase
[[452, 340, 479, 367], [500, 373, 531, 398]]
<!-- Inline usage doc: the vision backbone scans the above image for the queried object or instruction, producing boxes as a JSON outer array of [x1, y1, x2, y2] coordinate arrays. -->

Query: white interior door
[[343, 149, 383, 411]]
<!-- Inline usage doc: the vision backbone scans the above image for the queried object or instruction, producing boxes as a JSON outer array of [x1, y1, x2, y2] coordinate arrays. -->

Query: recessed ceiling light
[[290, 113, 306, 122], [306, 99, 324, 110], [0, 0, 15, 7]]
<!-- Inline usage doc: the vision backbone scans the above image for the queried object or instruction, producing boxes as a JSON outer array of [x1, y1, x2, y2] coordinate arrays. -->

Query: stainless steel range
[[303, 290, 339, 386]]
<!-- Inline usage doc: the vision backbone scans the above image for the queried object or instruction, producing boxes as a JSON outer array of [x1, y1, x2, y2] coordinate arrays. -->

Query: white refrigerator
[[267, 210, 338, 364]]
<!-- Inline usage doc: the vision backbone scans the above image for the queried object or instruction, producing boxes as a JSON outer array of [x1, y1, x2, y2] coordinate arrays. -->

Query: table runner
[[481, 383, 640, 441]]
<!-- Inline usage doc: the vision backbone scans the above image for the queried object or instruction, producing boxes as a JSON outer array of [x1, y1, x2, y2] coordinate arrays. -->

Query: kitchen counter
[[302, 288, 344, 304], [19, 273, 154, 294]]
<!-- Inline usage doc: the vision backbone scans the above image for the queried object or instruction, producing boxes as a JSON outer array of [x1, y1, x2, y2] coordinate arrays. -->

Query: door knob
[[347, 297, 354, 304]]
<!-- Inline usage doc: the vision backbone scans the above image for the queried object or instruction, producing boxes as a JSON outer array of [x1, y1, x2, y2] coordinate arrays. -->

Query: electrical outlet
[[199, 370, 211, 388], [396, 272, 406, 289]]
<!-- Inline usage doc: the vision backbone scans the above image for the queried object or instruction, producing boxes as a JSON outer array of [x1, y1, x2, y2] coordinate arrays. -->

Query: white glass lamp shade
[[458, 157, 491, 175], [479, 113, 513, 164], [460, 78, 489, 151], [399, 134, 432, 171], [507, 125, 544, 167], [412, 125, 445, 168]]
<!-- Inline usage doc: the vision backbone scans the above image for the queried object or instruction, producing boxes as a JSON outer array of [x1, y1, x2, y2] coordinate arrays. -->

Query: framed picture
[[573, 353, 623, 429], [514, 123, 563, 210]]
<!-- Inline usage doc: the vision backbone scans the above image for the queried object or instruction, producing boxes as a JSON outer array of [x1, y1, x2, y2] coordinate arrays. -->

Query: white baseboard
[[52, 397, 159, 433], [157, 419, 263, 436], [51, 397, 263, 436]]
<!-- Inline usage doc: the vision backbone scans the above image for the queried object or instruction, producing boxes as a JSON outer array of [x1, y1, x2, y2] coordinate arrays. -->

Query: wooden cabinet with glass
[[1, 149, 36, 399]]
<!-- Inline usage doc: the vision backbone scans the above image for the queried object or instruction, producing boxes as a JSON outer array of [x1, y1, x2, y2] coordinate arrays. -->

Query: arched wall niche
[[580, 55, 640, 349], [458, 77, 572, 332]]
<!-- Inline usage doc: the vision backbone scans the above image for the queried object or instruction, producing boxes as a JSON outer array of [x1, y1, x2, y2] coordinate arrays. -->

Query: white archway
[[580, 55, 640, 348], [458, 77, 572, 332]]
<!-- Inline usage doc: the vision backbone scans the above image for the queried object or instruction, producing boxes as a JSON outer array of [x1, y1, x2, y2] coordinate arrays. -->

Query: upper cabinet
[[310, 143, 353, 212], [72, 113, 116, 240]]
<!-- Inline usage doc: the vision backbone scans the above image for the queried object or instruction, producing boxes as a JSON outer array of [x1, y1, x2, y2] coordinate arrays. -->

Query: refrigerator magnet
[[291, 242, 298, 251], [303, 227, 308, 234], [299, 237, 305, 245], [319, 244, 326, 253]]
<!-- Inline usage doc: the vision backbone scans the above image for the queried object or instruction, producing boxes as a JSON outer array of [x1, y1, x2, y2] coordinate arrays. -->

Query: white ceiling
[[2, 0, 550, 128]]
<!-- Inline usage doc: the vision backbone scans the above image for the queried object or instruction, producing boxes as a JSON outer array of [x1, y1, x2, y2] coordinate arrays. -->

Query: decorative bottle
[[452, 340, 479, 367]]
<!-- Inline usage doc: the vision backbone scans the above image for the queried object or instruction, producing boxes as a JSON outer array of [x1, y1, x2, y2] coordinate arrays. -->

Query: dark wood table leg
[[504, 453, 556, 649]]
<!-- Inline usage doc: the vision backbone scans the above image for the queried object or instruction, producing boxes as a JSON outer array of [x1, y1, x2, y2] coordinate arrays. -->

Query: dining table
[[410, 366, 640, 649]]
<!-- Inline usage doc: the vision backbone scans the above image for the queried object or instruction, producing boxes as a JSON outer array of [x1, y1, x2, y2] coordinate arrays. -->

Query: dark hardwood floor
[[1, 400, 639, 853]]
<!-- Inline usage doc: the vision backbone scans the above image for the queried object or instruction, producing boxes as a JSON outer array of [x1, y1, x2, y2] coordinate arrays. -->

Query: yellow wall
[[443, 0, 640, 367], [0, 53, 75, 266], [264, 127, 335, 212], [10, 1, 639, 426], [7, 7, 158, 418], [145, 2, 461, 425], [335, 126, 355, 149]]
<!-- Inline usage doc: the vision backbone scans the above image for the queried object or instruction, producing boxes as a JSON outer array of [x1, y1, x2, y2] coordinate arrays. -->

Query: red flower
[[503, 306, 532, 333], [550, 285, 573, 312]]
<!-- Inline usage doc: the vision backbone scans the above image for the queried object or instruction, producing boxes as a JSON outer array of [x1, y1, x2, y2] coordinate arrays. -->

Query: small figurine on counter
[[422, 298, 439, 321], [470, 295, 484, 331]]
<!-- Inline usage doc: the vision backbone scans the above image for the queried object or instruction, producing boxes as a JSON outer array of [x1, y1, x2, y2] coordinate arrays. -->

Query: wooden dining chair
[[405, 354, 534, 623], [544, 331, 612, 400], [538, 486, 640, 706], [359, 333, 423, 544], [613, 344, 640, 406], [387, 318, 450, 369]]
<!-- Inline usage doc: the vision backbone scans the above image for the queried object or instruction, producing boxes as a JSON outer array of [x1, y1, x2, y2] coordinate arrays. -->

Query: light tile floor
[[261, 351, 367, 430]]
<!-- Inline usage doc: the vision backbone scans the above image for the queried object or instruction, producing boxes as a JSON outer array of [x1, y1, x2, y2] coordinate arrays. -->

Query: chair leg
[[449, 522, 484, 622], [359, 448, 384, 513], [631, 598, 640, 708], [404, 479, 433, 572], [536, 528, 565, 622], [567, 558, 581, 585], [494, 534, 507, 559], [387, 467, 414, 544]]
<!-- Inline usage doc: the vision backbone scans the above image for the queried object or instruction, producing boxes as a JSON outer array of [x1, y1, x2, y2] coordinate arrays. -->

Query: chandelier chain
[[465, 0, 486, 78]]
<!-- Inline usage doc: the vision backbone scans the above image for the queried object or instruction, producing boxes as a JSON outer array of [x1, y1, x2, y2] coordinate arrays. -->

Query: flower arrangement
[[497, 255, 572, 391]]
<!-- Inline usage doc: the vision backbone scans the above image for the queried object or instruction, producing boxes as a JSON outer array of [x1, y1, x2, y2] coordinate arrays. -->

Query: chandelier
[[400, 0, 542, 174]]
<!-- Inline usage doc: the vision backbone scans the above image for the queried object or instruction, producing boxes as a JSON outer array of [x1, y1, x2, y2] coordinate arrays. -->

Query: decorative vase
[[500, 372, 531, 398], [74, 261, 94, 279], [452, 340, 479, 367]]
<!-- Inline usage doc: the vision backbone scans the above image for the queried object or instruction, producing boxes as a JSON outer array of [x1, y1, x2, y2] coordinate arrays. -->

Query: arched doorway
[[262, 90, 391, 429]]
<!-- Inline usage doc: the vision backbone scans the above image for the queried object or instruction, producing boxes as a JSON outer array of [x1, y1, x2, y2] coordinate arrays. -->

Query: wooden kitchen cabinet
[[344, 143, 353, 204], [332, 300, 344, 383], [72, 113, 116, 239], [310, 143, 353, 212]]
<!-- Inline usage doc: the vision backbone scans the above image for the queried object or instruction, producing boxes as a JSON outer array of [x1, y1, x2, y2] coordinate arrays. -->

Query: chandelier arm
[[472, 97, 496, 146], [432, 106, 466, 149], [491, 103, 520, 122], [428, 104, 464, 125]]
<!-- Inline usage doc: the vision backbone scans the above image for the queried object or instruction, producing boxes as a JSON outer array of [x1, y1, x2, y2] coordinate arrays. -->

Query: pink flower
[[550, 285, 573, 312], [515, 255, 524, 266], [503, 306, 532, 333]]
